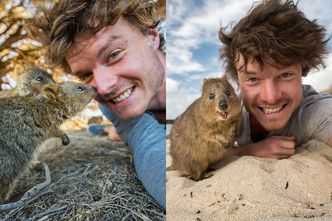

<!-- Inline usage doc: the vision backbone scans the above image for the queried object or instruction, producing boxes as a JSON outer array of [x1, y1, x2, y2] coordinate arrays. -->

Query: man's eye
[[247, 77, 258, 83], [244, 77, 261, 86], [246, 77, 259, 84], [107, 50, 121, 61], [280, 72, 293, 78], [78, 72, 93, 82]]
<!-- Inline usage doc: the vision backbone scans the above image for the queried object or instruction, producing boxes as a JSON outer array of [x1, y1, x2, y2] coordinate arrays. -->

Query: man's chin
[[112, 106, 146, 121], [116, 113, 139, 121], [258, 120, 288, 132], [251, 108, 291, 132], [98, 98, 147, 120], [108, 109, 138, 120]]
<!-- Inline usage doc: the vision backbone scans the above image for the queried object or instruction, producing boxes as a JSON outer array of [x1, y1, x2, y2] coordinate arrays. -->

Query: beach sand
[[166, 139, 332, 221]]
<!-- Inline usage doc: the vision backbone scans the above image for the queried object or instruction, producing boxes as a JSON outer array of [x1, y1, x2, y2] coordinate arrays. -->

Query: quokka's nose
[[219, 99, 228, 110]]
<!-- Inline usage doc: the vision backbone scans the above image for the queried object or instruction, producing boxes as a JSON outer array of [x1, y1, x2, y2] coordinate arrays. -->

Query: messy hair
[[219, 0, 329, 80], [29, 0, 164, 72]]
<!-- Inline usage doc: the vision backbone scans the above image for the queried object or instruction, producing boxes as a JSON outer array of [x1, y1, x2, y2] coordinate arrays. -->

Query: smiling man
[[66, 17, 165, 120], [30, 0, 166, 208], [219, 0, 332, 159]]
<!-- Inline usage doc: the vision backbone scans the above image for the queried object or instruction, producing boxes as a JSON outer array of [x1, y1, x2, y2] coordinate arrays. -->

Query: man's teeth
[[113, 88, 133, 103], [262, 105, 283, 114]]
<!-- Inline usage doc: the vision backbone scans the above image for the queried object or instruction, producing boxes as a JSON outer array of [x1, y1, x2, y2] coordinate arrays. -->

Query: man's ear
[[146, 28, 160, 50], [42, 84, 59, 101]]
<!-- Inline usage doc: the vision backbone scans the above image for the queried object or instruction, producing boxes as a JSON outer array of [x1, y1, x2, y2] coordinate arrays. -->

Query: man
[[30, 0, 166, 208], [219, 0, 332, 159]]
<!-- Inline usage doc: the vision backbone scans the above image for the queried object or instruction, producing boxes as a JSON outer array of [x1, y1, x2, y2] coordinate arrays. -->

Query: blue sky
[[166, 0, 332, 120]]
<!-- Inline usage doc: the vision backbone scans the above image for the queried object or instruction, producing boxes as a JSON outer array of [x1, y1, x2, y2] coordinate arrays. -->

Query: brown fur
[[169, 76, 241, 181], [0, 65, 55, 98], [0, 82, 96, 202]]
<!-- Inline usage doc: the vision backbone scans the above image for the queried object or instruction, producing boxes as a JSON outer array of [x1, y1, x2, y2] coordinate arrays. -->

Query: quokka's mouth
[[221, 111, 228, 119]]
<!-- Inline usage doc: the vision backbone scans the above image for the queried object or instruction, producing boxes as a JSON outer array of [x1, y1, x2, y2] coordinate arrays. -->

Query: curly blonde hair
[[29, 0, 164, 72]]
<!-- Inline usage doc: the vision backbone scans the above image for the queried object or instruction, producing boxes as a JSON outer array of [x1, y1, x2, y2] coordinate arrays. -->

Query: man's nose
[[260, 80, 282, 104], [88, 68, 117, 95]]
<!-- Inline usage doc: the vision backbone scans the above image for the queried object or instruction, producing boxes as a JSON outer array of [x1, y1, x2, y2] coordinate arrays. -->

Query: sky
[[166, 0, 332, 120]]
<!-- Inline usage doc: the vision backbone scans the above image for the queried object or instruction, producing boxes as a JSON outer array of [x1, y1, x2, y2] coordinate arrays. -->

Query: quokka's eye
[[77, 86, 85, 92], [209, 93, 215, 99], [225, 90, 231, 96], [35, 76, 43, 81]]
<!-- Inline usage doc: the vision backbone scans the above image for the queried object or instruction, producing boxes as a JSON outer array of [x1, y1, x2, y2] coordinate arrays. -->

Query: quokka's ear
[[202, 77, 221, 94], [202, 78, 210, 94], [42, 84, 59, 100], [220, 74, 227, 81], [202, 77, 218, 94]]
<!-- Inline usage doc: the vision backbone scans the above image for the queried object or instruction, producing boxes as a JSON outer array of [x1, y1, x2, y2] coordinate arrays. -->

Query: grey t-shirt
[[237, 85, 332, 146]]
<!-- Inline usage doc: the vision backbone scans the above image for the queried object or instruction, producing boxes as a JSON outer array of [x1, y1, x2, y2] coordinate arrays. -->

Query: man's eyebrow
[[96, 35, 121, 59], [236, 64, 257, 75], [243, 71, 258, 75], [237, 68, 258, 76]]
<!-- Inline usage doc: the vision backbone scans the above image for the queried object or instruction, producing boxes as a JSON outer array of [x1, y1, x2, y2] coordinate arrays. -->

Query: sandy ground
[[166, 139, 332, 221], [1, 130, 165, 220]]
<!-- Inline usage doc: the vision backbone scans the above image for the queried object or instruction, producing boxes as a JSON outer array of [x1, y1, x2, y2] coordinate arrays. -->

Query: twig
[[27, 205, 67, 221], [21, 163, 51, 201], [0, 163, 51, 212]]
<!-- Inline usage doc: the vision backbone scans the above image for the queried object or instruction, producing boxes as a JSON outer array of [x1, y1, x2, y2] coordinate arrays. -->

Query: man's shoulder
[[296, 85, 332, 124], [146, 109, 166, 124], [301, 85, 332, 109], [288, 86, 332, 144], [297, 95, 332, 125]]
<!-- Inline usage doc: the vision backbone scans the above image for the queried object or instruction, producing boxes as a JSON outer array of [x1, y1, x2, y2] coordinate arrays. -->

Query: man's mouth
[[259, 104, 287, 114], [111, 87, 134, 104]]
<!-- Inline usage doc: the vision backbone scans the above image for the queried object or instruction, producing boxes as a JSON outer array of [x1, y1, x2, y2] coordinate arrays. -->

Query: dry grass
[[0, 130, 165, 221]]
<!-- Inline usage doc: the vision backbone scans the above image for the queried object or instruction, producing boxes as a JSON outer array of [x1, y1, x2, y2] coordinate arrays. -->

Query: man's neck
[[148, 82, 166, 110], [150, 109, 166, 124], [249, 114, 269, 142], [148, 89, 165, 124], [147, 50, 166, 124]]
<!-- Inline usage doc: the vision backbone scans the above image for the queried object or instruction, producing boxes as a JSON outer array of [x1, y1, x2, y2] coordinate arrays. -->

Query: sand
[[166, 140, 332, 221]]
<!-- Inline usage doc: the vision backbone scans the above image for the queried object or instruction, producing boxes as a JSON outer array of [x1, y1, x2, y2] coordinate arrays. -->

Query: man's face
[[66, 17, 165, 120], [236, 55, 303, 132]]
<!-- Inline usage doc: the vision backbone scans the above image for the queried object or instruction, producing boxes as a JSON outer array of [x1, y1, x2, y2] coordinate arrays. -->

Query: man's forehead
[[235, 53, 292, 74], [235, 54, 261, 73], [235, 56, 302, 77], [66, 17, 142, 60], [66, 29, 123, 65]]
